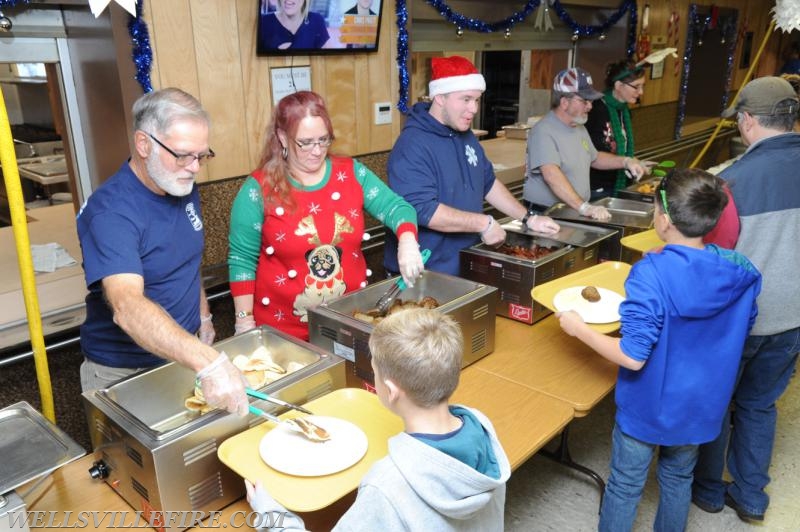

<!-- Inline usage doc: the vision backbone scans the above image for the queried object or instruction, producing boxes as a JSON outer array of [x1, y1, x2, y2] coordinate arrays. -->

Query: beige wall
[[139, 0, 782, 183], [142, 0, 403, 183]]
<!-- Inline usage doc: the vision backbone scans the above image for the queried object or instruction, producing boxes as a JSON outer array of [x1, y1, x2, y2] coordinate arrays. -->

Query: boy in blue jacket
[[558, 168, 761, 532], [246, 308, 511, 531]]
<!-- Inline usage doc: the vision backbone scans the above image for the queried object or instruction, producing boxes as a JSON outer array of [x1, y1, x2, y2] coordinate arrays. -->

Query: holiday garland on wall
[[674, 3, 738, 139], [128, 0, 153, 93], [395, 0, 638, 113]]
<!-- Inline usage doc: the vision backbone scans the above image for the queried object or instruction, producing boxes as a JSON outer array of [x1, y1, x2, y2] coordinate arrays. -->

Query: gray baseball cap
[[722, 76, 799, 118]]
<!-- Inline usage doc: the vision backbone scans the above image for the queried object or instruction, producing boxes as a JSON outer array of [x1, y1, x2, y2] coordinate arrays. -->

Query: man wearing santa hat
[[383, 55, 560, 276]]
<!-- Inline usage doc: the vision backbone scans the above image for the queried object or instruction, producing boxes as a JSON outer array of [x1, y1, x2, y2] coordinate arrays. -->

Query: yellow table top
[[476, 316, 618, 415], [453, 365, 573, 470], [531, 261, 631, 334], [217, 388, 402, 513], [620, 228, 664, 254]]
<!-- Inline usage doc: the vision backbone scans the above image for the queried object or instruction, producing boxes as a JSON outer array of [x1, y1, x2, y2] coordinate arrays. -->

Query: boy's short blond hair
[[368, 309, 462, 407]]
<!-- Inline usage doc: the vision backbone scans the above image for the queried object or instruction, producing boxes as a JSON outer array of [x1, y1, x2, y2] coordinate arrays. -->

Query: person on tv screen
[[345, 0, 376, 15], [258, 0, 330, 51]]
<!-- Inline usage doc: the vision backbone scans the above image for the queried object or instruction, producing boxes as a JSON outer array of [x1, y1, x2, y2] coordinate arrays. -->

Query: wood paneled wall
[[142, 0, 402, 182], [634, 0, 780, 108], [138, 0, 784, 183]]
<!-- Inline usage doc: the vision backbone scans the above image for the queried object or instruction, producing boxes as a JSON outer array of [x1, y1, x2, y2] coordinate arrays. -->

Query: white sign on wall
[[270, 66, 312, 106]]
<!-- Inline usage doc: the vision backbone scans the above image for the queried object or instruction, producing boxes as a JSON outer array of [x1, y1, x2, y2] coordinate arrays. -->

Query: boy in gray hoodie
[[246, 308, 511, 531]]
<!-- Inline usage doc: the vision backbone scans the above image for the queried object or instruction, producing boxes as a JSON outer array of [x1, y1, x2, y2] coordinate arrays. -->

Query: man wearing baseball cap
[[692, 76, 800, 524], [523, 67, 649, 221], [384, 55, 559, 276]]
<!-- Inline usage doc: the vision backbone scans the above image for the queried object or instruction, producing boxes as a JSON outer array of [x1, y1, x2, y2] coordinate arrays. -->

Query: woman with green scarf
[[586, 59, 652, 198]]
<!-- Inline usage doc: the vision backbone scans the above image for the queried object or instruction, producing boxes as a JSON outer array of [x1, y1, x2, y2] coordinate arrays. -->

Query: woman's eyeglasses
[[624, 82, 645, 92], [294, 137, 333, 152], [146, 132, 215, 166]]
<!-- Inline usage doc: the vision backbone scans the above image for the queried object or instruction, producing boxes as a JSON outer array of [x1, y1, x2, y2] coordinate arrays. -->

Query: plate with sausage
[[553, 286, 625, 324]]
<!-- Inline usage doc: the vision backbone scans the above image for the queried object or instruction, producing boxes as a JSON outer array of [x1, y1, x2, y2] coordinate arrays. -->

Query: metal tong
[[245, 387, 313, 415], [374, 249, 431, 315], [247, 405, 330, 442]]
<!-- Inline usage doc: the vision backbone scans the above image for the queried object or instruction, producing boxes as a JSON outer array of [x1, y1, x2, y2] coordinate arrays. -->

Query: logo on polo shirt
[[186, 202, 203, 231]]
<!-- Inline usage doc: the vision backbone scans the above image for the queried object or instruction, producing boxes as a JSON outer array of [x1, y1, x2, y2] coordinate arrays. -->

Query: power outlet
[[374, 102, 392, 125]]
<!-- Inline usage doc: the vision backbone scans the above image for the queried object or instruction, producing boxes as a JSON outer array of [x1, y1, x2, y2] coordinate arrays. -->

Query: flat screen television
[[257, 0, 383, 55]]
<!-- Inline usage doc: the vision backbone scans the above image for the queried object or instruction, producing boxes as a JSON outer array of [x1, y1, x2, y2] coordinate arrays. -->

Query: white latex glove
[[396, 232, 424, 288], [480, 215, 506, 247], [579, 202, 612, 221], [196, 351, 248, 416], [526, 214, 560, 234], [623, 158, 651, 182], [234, 316, 257, 336], [198, 314, 216, 345], [245, 479, 308, 531]]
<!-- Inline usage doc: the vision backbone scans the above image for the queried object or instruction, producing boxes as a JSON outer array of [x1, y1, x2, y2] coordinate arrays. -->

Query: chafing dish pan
[[545, 198, 654, 260], [82, 326, 345, 530], [307, 271, 497, 383], [617, 177, 661, 203], [460, 219, 616, 324]]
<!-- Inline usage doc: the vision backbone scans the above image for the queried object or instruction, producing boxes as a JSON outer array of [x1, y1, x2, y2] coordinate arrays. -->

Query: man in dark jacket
[[383, 56, 559, 276]]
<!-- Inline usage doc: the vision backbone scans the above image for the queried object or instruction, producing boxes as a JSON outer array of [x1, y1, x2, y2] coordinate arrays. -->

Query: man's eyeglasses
[[146, 132, 215, 167], [624, 82, 645, 92], [294, 137, 333, 152]]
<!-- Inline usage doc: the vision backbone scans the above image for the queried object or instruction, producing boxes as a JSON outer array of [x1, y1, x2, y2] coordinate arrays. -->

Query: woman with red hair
[[228, 91, 423, 340]]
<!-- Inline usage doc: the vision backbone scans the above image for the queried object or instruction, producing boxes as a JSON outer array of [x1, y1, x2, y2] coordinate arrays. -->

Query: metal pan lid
[[500, 218, 617, 248], [0, 402, 85, 494]]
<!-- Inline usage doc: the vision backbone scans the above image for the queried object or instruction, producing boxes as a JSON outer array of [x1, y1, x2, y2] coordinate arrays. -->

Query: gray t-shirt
[[523, 110, 597, 207]]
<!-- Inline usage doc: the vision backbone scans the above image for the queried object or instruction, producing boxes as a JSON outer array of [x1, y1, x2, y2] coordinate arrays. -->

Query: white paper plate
[[553, 286, 625, 324], [259, 416, 368, 477]]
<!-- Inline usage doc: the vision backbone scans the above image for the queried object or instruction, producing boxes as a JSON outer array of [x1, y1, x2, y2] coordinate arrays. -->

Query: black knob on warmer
[[88, 460, 109, 479]]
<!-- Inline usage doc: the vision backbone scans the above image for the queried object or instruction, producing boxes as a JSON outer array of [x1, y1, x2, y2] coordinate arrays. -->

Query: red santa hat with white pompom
[[428, 56, 486, 98]]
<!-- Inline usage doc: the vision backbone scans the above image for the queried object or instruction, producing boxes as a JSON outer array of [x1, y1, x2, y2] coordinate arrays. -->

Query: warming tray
[[460, 219, 617, 324], [308, 271, 497, 383], [617, 177, 661, 203], [82, 326, 346, 529], [545, 198, 654, 260], [531, 261, 631, 334], [0, 401, 85, 494], [218, 388, 402, 512], [547, 198, 653, 227]]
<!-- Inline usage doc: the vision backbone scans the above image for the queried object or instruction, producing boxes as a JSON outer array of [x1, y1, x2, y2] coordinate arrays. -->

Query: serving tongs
[[374, 249, 432, 316], [246, 387, 313, 415], [248, 405, 331, 442]]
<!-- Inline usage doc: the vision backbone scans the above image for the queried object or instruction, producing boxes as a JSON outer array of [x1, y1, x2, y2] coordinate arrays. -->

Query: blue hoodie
[[384, 102, 496, 275], [616, 244, 761, 445]]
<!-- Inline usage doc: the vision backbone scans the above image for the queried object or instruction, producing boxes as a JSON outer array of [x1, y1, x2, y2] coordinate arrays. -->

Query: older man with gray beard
[[77, 88, 247, 416], [523, 67, 648, 221]]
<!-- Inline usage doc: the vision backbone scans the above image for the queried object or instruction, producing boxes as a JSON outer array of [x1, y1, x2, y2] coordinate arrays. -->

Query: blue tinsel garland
[[0, 0, 28, 7], [675, 3, 697, 140], [128, 0, 153, 93], [721, 13, 739, 115], [675, 6, 739, 139], [395, 0, 638, 113]]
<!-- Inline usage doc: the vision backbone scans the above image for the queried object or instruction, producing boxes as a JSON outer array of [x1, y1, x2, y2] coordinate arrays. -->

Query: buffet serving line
[[16, 308, 610, 531], [10, 145, 661, 529], [14, 256, 634, 531]]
